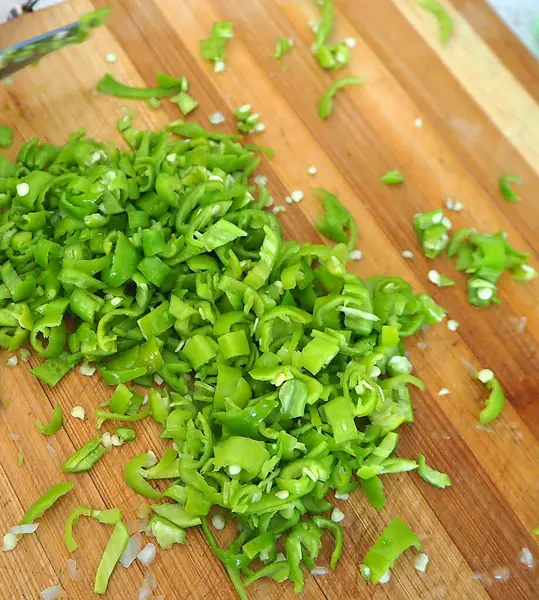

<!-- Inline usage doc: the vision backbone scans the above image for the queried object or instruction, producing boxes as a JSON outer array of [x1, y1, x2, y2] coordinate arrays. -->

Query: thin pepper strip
[[94, 521, 130, 594], [417, 454, 451, 488], [64, 506, 122, 552], [417, 0, 453, 43], [20, 481, 75, 525], [97, 73, 187, 99], [317, 76, 363, 119]]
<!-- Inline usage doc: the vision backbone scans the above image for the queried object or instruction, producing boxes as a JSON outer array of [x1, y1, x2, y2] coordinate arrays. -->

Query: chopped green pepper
[[417, 0, 453, 44], [35, 403, 64, 436], [94, 521, 130, 594], [499, 174, 522, 202], [318, 76, 363, 120], [0, 125, 13, 148], [360, 518, 422, 583], [417, 454, 451, 488], [20, 481, 75, 525], [476, 369, 506, 425]]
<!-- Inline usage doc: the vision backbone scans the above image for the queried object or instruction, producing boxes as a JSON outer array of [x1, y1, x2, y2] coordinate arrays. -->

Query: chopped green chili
[[62, 436, 107, 473], [381, 170, 405, 185], [234, 105, 265, 134], [476, 369, 505, 425], [499, 174, 522, 202], [35, 403, 64, 436], [123, 453, 163, 499], [275, 37, 293, 59], [1, 115, 449, 597], [115, 426, 136, 441], [200, 21, 234, 71], [64, 505, 122, 552], [0, 125, 13, 148], [360, 518, 422, 583], [417, 454, 451, 488], [312, 0, 334, 53], [97, 73, 187, 99], [417, 0, 453, 44], [318, 76, 363, 119], [310, 0, 350, 70], [94, 521, 130, 594], [20, 481, 75, 525], [414, 209, 451, 259], [171, 92, 199, 116], [445, 229, 534, 307], [315, 188, 358, 250]]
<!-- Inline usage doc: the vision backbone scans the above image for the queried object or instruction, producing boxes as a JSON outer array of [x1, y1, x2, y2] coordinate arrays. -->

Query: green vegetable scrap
[[315, 188, 358, 250], [234, 105, 265, 134], [417, 453, 451, 488], [427, 269, 455, 288], [413, 209, 452, 259], [0, 126, 13, 148], [200, 21, 234, 72], [94, 521, 130, 594], [20, 481, 75, 525], [417, 0, 453, 44], [1, 115, 447, 597], [62, 435, 108, 473], [0, 7, 111, 70], [171, 92, 199, 116], [475, 368, 505, 425], [318, 76, 363, 119], [311, 0, 350, 70], [448, 229, 536, 307], [381, 170, 405, 185], [360, 518, 422, 583], [499, 174, 522, 202], [35, 403, 64, 436], [97, 72, 188, 100], [275, 37, 294, 60], [64, 505, 122, 552]]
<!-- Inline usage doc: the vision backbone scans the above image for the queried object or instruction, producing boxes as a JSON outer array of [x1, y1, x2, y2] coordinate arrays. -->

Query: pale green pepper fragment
[[94, 521, 130, 594], [64, 505, 122, 552], [417, 454, 451, 488]]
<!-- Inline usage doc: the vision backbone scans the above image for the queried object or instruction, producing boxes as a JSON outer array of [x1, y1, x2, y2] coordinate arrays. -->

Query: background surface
[[0, 0, 538, 58]]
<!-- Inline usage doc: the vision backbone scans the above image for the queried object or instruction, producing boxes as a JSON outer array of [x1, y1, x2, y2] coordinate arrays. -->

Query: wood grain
[[0, 1, 538, 598]]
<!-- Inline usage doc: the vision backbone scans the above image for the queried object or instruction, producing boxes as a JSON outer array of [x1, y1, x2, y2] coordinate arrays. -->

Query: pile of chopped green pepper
[[0, 115, 449, 597]]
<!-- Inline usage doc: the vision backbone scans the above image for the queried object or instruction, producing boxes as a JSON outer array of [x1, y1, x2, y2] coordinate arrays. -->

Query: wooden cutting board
[[1, 1, 538, 598]]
